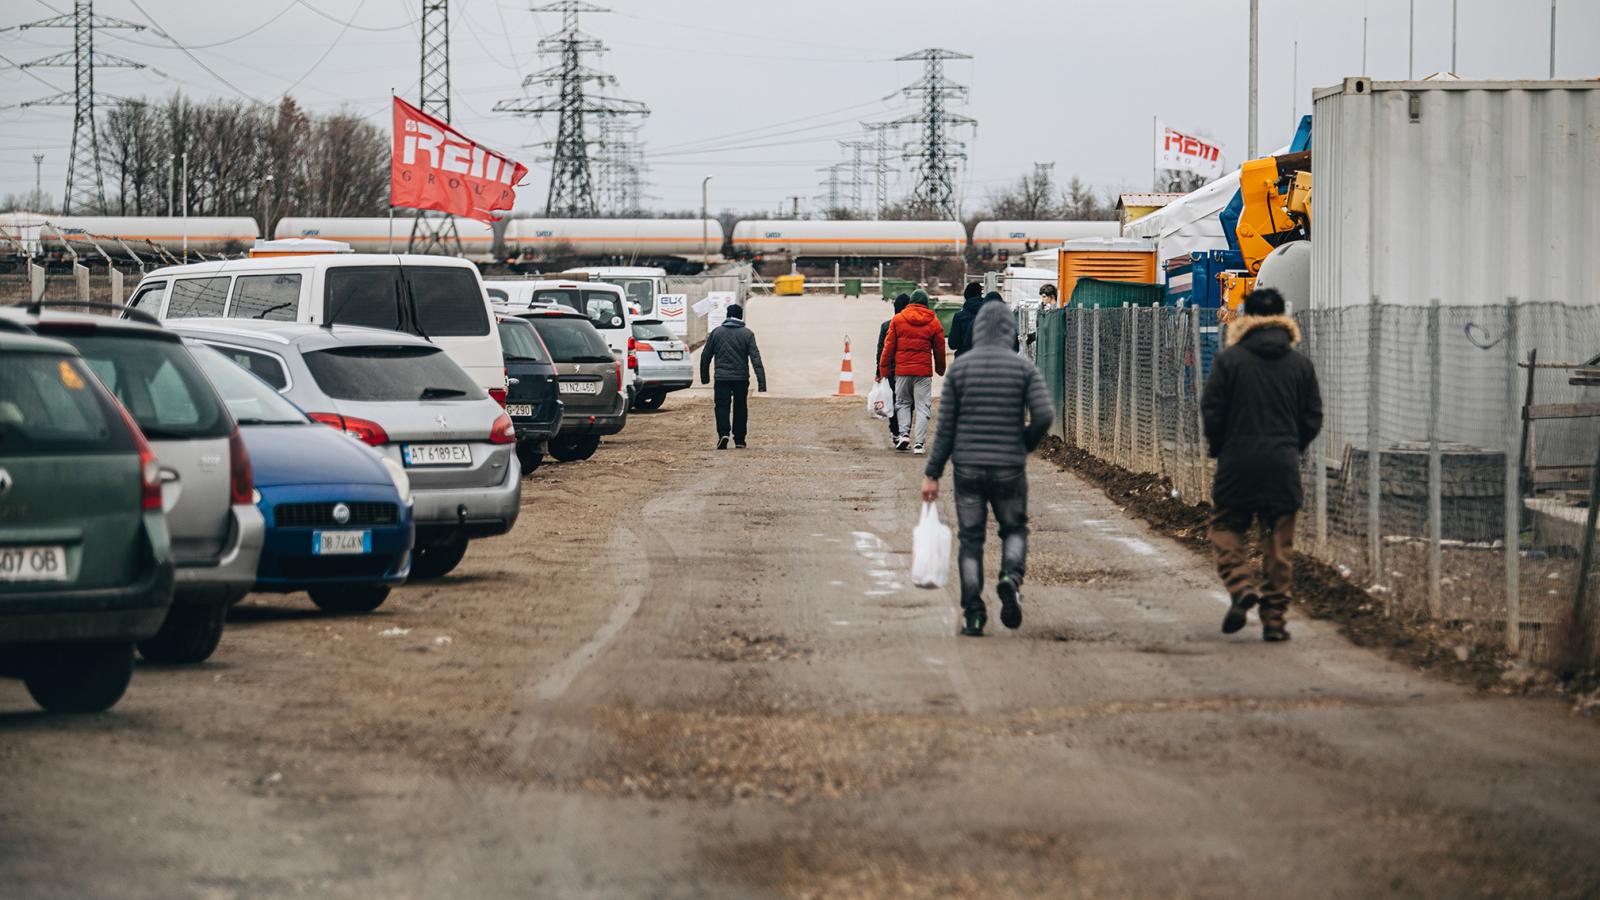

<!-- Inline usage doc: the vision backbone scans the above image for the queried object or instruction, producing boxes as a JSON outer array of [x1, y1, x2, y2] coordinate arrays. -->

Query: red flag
[[391, 97, 527, 224]]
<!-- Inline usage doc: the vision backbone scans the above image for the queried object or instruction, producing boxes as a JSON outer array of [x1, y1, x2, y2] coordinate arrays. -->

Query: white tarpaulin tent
[[1118, 170, 1238, 278]]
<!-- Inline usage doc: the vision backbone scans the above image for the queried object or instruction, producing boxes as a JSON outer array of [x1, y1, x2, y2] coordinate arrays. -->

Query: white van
[[128, 255, 505, 394], [571, 266, 667, 318], [486, 279, 635, 396]]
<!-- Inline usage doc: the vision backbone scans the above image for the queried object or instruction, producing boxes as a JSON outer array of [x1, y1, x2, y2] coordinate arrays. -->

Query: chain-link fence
[[1037, 301, 1600, 662]]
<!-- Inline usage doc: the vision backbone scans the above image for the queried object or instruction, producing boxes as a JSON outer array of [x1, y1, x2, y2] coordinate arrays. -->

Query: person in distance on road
[[699, 302, 767, 450], [876, 289, 946, 454], [876, 293, 912, 443], [946, 282, 985, 358], [922, 301, 1054, 637], [1200, 287, 1323, 642]]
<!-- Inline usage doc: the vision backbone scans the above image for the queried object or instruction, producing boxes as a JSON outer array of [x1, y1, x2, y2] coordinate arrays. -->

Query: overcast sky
[[1, 0, 1595, 217]]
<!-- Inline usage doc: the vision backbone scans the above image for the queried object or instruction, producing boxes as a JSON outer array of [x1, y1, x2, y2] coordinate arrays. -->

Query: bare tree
[[984, 163, 1061, 220]]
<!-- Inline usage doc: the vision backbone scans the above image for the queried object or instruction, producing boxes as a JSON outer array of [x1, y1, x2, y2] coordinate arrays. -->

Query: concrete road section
[[1, 303, 1598, 897]]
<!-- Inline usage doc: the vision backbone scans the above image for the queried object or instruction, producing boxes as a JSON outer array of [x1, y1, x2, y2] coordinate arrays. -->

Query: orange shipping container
[[1054, 237, 1157, 306]]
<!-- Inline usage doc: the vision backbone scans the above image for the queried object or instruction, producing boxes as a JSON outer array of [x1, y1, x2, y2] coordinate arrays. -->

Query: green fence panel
[[1036, 307, 1065, 428]]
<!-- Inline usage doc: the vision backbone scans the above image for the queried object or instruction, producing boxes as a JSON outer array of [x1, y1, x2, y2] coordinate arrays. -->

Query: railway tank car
[[0, 212, 259, 258], [273, 216, 496, 258], [502, 218, 723, 263], [970, 220, 1120, 260], [731, 220, 967, 259]]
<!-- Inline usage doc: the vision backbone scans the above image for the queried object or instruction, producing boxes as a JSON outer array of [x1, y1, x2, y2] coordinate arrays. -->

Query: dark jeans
[[713, 379, 749, 442], [953, 465, 1029, 616], [885, 375, 899, 438]]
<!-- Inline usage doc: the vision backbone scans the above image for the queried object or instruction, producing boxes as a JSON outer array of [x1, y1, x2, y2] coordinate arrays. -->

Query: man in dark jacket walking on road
[[946, 282, 984, 357], [699, 303, 767, 449], [876, 293, 912, 441], [1201, 288, 1323, 642], [877, 290, 947, 454], [922, 302, 1054, 637]]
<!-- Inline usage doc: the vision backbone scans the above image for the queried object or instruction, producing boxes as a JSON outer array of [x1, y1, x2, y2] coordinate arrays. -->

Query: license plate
[[506, 403, 534, 416], [403, 443, 472, 466], [0, 545, 69, 582], [559, 381, 600, 395], [658, 351, 684, 360], [313, 530, 370, 556]]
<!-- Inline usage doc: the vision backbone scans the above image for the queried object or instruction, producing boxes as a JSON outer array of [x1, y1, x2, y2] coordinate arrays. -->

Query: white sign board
[[1155, 120, 1225, 179], [656, 293, 688, 335], [705, 291, 737, 332]]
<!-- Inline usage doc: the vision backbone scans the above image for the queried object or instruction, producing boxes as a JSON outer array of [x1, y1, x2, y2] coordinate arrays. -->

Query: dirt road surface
[[3, 296, 1599, 899]]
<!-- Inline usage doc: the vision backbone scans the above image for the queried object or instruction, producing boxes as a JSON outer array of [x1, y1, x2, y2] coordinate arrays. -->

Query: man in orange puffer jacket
[[876, 289, 947, 453]]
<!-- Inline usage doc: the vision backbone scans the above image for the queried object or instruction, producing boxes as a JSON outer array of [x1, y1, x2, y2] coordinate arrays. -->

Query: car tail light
[[489, 387, 508, 406], [627, 336, 639, 370], [489, 412, 516, 444], [308, 412, 389, 447], [614, 361, 623, 387], [628, 335, 637, 352], [110, 396, 163, 511], [635, 340, 655, 352], [228, 427, 254, 506]]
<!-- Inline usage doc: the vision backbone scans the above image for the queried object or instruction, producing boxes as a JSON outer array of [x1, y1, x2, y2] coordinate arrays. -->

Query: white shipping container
[[1311, 77, 1600, 310]]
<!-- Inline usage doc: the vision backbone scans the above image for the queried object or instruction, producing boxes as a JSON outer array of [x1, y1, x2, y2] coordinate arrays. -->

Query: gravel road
[[3, 301, 1598, 898]]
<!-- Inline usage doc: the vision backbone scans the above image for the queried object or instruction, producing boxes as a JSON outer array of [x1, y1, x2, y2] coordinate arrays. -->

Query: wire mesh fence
[[1037, 301, 1600, 662]]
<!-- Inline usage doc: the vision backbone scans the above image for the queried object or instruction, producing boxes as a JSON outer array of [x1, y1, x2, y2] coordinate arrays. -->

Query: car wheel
[[635, 390, 665, 412], [308, 584, 390, 614], [23, 643, 135, 714], [571, 434, 601, 460], [547, 436, 585, 463], [410, 538, 469, 580], [137, 603, 227, 664], [516, 442, 544, 475]]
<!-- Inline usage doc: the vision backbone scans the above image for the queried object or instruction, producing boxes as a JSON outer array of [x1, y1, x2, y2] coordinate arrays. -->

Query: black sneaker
[[895, 437, 911, 452], [1262, 624, 1291, 642], [1221, 590, 1259, 635], [961, 611, 987, 637], [717, 435, 730, 450], [997, 575, 1022, 629], [913, 443, 925, 455], [735, 441, 747, 449]]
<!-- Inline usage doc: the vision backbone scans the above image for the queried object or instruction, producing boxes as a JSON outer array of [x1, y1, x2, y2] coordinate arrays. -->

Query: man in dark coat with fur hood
[[1200, 288, 1323, 642]]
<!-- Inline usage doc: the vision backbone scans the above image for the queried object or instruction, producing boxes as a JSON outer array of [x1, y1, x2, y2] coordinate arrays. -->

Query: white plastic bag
[[867, 378, 894, 419], [910, 502, 952, 589]]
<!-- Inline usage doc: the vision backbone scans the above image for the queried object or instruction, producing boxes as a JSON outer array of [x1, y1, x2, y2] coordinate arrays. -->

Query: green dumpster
[[882, 278, 917, 300], [843, 278, 862, 297], [932, 298, 965, 336], [1070, 277, 1165, 309]]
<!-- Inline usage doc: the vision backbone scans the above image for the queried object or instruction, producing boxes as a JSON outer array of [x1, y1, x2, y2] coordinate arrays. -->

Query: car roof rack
[[12, 299, 162, 327]]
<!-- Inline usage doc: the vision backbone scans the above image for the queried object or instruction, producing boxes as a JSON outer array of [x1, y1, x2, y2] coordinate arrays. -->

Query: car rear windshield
[[633, 321, 675, 342], [325, 265, 490, 337], [497, 318, 548, 363], [229, 273, 301, 321], [69, 334, 232, 440], [528, 317, 613, 363], [0, 351, 134, 455], [529, 288, 625, 331], [608, 278, 654, 314], [191, 345, 308, 426], [304, 345, 484, 402]]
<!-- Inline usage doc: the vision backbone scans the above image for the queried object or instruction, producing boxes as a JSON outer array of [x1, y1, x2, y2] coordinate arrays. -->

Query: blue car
[[190, 344, 413, 613]]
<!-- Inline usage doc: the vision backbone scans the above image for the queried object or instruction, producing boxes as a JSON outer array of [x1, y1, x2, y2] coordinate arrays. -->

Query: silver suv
[[3, 304, 263, 664], [167, 320, 520, 579]]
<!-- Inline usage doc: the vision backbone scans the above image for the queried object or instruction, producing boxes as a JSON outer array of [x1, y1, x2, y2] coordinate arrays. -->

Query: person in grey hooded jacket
[[699, 303, 767, 449], [922, 302, 1054, 636]]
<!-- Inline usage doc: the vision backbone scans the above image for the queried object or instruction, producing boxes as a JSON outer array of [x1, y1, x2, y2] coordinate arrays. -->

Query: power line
[[290, 0, 417, 32], [888, 48, 975, 219], [281, 0, 369, 96], [126, 0, 263, 103], [89, 2, 296, 50]]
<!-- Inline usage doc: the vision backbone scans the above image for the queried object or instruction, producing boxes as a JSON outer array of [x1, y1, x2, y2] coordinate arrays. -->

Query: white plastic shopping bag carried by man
[[866, 378, 894, 420], [910, 502, 951, 588]]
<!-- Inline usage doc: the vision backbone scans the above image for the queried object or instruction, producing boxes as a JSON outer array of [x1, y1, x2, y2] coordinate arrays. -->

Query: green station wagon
[[0, 330, 175, 713]]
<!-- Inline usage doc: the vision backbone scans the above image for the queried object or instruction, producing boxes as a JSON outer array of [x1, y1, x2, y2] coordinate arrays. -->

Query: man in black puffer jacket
[[699, 303, 767, 449], [946, 282, 985, 357], [876, 293, 911, 441], [1201, 288, 1323, 642], [922, 302, 1054, 636]]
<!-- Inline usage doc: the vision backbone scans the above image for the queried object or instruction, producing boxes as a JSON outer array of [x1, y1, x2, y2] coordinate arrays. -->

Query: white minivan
[[486, 279, 635, 397], [128, 255, 506, 395]]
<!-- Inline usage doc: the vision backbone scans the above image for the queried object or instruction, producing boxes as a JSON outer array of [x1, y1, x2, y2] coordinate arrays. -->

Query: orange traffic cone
[[835, 335, 856, 396]]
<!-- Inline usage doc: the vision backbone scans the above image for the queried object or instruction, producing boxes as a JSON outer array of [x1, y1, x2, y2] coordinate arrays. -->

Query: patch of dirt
[[690, 630, 812, 663], [1027, 558, 1130, 587], [1037, 436, 1555, 695], [576, 702, 959, 804]]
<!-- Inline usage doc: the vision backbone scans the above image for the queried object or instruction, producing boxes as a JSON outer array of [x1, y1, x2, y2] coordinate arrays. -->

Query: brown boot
[[1259, 596, 1290, 642]]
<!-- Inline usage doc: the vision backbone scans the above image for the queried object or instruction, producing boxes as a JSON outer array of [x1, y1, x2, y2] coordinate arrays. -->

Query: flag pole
[[388, 90, 395, 254], [1151, 116, 1157, 191]]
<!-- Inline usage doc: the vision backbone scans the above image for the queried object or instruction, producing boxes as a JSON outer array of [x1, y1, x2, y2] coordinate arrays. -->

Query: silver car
[[629, 318, 692, 412], [3, 305, 264, 664], [166, 319, 520, 580]]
